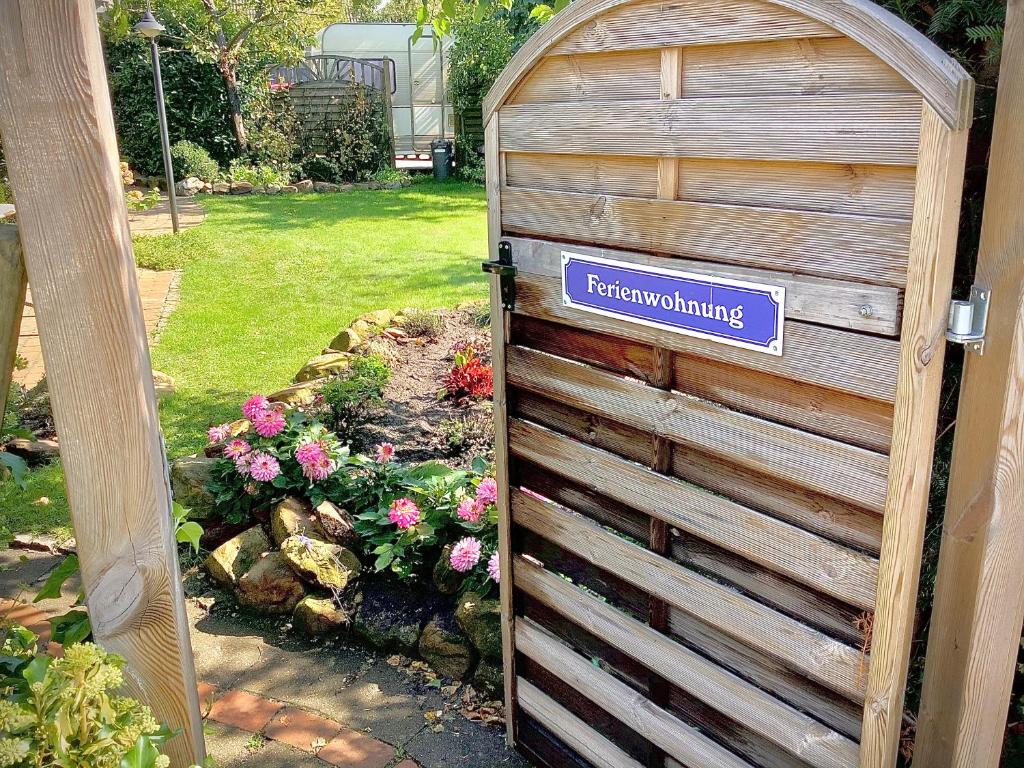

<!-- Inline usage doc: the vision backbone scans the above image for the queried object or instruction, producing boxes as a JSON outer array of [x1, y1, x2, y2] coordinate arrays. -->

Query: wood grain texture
[[508, 50, 660, 104], [512, 487, 867, 701], [500, 187, 912, 286], [505, 153, 660, 198], [498, 95, 923, 166], [0, 226, 26, 421], [916, 1, 1024, 763], [515, 273, 901, 403], [858, 104, 971, 766], [507, 345, 891, 513], [517, 679, 647, 768], [505, 235, 903, 336], [517, 557, 860, 768], [517, 618, 755, 768], [483, 0, 972, 130], [0, 3, 204, 765]]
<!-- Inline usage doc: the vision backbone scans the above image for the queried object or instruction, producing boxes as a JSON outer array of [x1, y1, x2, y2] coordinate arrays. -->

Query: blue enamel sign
[[561, 252, 785, 356]]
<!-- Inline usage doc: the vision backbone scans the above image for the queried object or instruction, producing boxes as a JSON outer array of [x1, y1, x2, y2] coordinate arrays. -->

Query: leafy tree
[[101, 0, 349, 154]]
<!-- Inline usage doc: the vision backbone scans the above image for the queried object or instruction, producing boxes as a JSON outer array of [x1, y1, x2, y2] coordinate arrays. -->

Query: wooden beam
[[0, 225, 26, 421], [915, 0, 1024, 763], [0, 3, 204, 765]]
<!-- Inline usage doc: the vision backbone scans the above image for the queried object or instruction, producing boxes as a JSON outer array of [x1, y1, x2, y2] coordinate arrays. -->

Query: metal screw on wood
[[859, 305, 874, 317]]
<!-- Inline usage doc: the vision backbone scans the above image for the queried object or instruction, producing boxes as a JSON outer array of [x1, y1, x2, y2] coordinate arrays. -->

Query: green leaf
[[48, 610, 92, 646], [0, 451, 29, 490], [34, 555, 79, 602], [176, 521, 204, 554], [374, 551, 395, 571], [22, 655, 50, 686], [120, 735, 162, 768], [471, 456, 489, 475]]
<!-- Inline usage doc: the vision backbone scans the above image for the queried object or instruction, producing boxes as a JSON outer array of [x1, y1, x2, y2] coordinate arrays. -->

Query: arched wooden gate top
[[484, 0, 973, 130]]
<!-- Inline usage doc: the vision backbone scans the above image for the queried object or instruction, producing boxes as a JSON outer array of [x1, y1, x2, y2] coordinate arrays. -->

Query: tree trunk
[[218, 55, 248, 155]]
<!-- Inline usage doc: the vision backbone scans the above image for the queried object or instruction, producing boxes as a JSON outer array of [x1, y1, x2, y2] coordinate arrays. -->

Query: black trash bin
[[431, 139, 453, 181]]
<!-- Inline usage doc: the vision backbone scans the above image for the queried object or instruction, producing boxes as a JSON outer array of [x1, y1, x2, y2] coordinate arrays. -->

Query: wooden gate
[[483, 2, 974, 767]]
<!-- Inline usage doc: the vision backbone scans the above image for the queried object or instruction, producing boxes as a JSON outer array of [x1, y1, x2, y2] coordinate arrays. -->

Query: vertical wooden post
[[915, 1, 1024, 764], [0, 3, 204, 766], [0, 226, 26, 420]]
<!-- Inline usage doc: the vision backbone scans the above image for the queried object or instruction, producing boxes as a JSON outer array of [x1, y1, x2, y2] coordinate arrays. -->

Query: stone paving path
[[0, 548, 529, 768]]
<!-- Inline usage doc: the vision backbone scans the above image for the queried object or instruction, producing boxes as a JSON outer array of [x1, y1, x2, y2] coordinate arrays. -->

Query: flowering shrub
[[0, 624, 205, 768], [207, 394, 350, 523], [443, 343, 493, 403]]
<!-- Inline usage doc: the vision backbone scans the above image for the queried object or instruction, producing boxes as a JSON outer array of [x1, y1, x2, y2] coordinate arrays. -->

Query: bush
[[444, 343, 493, 402], [400, 309, 444, 338], [223, 158, 291, 187], [320, 355, 392, 446], [317, 86, 392, 182], [170, 140, 219, 181], [300, 156, 343, 183]]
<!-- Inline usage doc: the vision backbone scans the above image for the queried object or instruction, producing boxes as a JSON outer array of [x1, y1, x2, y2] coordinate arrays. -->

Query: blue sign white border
[[560, 251, 786, 357]]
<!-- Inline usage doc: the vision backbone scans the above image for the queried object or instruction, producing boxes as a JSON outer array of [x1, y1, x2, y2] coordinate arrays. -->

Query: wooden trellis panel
[[484, 1, 973, 767]]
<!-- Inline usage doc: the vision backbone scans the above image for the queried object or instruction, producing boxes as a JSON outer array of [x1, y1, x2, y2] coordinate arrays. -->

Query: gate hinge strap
[[482, 240, 517, 311], [946, 285, 990, 355]]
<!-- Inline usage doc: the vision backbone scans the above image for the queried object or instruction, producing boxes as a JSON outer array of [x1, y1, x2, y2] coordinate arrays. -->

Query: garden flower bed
[[170, 304, 502, 691]]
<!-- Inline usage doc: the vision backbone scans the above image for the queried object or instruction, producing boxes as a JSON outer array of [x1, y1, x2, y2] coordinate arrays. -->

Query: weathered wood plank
[[498, 95, 923, 166], [508, 50, 661, 104], [859, 104, 971, 765], [505, 153, 660, 198], [517, 679, 647, 768], [507, 345, 890, 514], [517, 618, 755, 768], [517, 556, 860, 768], [501, 187, 912, 286], [512, 486, 867, 701], [0, 3, 204, 764], [548, 0, 838, 56], [505, 236, 903, 335], [0, 226, 26, 422], [515, 272, 901, 403]]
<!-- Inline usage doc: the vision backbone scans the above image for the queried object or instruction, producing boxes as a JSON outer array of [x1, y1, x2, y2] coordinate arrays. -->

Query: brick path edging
[[1, 600, 418, 768]]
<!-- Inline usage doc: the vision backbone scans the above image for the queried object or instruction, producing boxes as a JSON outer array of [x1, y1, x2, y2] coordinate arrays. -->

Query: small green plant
[[300, 155, 342, 184], [125, 187, 161, 212], [244, 733, 265, 754], [223, 159, 290, 187], [400, 309, 444, 339], [320, 354, 392, 446], [170, 140, 220, 182], [369, 167, 410, 186]]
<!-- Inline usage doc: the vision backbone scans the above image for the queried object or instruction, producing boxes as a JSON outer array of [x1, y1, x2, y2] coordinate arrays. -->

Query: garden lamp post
[[135, 5, 179, 234]]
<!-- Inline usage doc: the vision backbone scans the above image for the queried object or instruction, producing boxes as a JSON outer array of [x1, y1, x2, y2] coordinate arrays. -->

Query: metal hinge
[[482, 240, 517, 311], [946, 285, 991, 355]]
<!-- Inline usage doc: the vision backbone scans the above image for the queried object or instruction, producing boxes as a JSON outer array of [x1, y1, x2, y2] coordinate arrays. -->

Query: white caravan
[[313, 23, 454, 156]]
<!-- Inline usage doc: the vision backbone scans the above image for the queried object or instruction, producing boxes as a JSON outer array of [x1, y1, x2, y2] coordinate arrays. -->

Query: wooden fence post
[[915, 0, 1024, 764], [0, 226, 26, 420], [0, 3, 204, 765]]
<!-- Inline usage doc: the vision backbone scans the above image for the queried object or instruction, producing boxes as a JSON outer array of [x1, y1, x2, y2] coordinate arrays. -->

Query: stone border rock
[[173, 176, 413, 198]]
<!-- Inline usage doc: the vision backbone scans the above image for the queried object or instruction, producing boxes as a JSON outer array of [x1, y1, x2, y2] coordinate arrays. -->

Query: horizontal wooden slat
[[515, 273, 902, 403], [517, 618, 755, 768], [508, 345, 890, 515], [509, 50, 661, 104], [498, 95, 923, 165], [517, 557, 860, 768], [511, 486, 868, 701], [505, 153, 660, 199], [501, 187, 912, 286], [505, 236, 903, 337], [517, 679, 647, 768], [548, 0, 838, 56]]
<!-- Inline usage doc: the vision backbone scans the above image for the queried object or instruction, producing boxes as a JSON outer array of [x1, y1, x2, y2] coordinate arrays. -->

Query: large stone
[[313, 181, 339, 193], [267, 379, 325, 407], [328, 328, 361, 353], [294, 179, 314, 192], [455, 592, 502, 662], [175, 176, 204, 196], [350, 319, 372, 337], [3, 438, 60, 466], [205, 525, 271, 587], [419, 610, 475, 680], [280, 535, 361, 592], [314, 500, 358, 548], [236, 552, 306, 614], [293, 596, 350, 636], [432, 545, 464, 596], [270, 496, 324, 546], [280, 185, 299, 194], [213, 182, 230, 194], [353, 580, 448, 655], [356, 309, 395, 327], [152, 369, 175, 399], [230, 181, 253, 195], [294, 352, 352, 383], [473, 659, 503, 697], [169, 455, 218, 520], [265, 183, 282, 195]]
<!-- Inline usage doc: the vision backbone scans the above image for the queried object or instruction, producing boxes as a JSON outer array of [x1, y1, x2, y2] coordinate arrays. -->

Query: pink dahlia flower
[[302, 455, 333, 482], [207, 423, 231, 444], [249, 451, 281, 482], [388, 497, 421, 529], [487, 551, 500, 583], [224, 439, 252, 460], [476, 478, 498, 507], [242, 395, 270, 420], [375, 442, 395, 463], [244, 482, 259, 496], [295, 441, 326, 466], [449, 537, 482, 573], [457, 497, 482, 523], [253, 407, 286, 438], [234, 453, 253, 477]]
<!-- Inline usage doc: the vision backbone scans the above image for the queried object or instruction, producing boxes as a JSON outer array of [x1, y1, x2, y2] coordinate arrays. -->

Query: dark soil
[[361, 306, 494, 467]]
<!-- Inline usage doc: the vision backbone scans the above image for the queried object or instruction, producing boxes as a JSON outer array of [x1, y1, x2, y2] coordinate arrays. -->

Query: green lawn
[[1, 179, 489, 540]]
